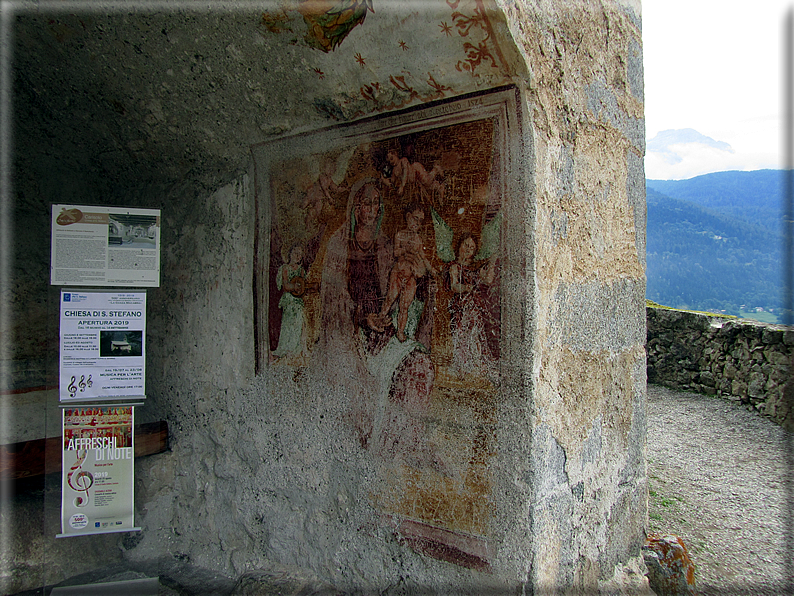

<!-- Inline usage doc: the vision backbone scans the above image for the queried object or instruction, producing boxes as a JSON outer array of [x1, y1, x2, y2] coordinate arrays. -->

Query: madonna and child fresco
[[257, 104, 508, 568]]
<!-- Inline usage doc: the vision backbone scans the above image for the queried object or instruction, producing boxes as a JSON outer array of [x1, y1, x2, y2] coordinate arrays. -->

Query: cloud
[[645, 128, 777, 180], [647, 129, 733, 165]]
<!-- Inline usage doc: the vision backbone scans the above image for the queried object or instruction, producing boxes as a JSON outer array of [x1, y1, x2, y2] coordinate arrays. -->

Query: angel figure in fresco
[[269, 150, 350, 357], [273, 242, 309, 360], [379, 204, 437, 342], [432, 208, 502, 381], [381, 146, 445, 201], [302, 154, 347, 229], [297, 0, 374, 53]]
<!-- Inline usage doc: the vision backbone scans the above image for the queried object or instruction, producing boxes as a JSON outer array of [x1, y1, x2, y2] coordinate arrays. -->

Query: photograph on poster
[[254, 89, 520, 570], [99, 331, 143, 357], [59, 406, 137, 537], [59, 291, 146, 401], [108, 214, 158, 248]]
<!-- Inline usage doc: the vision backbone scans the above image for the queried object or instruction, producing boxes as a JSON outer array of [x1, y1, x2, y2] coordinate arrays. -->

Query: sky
[[643, 0, 792, 180]]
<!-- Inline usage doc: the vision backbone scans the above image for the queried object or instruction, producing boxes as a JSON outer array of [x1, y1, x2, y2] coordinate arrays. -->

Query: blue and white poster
[[59, 291, 146, 402]]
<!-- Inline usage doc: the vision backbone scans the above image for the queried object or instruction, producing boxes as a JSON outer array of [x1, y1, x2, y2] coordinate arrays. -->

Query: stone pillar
[[241, 0, 647, 590], [494, 0, 648, 591]]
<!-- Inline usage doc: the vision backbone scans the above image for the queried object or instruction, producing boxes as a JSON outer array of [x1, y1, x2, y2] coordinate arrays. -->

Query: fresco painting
[[258, 102, 506, 570], [260, 0, 373, 53], [257, 0, 510, 121]]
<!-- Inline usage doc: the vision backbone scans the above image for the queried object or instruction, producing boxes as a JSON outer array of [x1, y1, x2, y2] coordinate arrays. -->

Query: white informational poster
[[59, 406, 138, 537], [60, 291, 146, 402], [51, 204, 161, 287]]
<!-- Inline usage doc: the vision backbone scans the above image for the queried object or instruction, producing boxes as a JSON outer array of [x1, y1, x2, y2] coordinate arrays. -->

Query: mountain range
[[645, 170, 787, 322]]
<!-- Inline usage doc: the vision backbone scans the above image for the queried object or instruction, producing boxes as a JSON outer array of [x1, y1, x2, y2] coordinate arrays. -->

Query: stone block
[[697, 371, 714, 387], [717, 320, 742, 339], [765, 378, 782, 394], [769, 367, 790, 385], [761, 327, 783, 345], [748, 373, 766, 399], [765, 349, 790, 367], [723, 364, 737, 380], [732, 380, 748, 399], [642, 534, 696, 596]]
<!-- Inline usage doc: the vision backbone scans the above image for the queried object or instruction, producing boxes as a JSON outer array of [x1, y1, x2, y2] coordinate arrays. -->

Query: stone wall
[[505, 1, 648, 591], [646, 306, 794, 430]]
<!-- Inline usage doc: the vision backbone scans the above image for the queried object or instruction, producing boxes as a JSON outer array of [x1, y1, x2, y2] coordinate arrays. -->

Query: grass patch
[[739, 310, 781, 324], [646, 299, 738, 319], [648, 480, 688, 534]]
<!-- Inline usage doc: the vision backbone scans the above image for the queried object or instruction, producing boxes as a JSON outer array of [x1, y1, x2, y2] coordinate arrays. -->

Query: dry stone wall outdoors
[[646, 306, 794, 430]]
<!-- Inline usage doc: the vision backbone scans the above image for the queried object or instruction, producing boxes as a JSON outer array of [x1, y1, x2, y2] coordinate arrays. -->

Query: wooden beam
[[0, 421, 168, 481]]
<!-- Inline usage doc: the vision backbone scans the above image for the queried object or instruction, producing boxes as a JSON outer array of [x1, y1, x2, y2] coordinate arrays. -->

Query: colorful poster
[[59, 291, 146, 401], [51, 204, 161, 287], [252, 89, 522, 571], [59, 406, 138, 537]]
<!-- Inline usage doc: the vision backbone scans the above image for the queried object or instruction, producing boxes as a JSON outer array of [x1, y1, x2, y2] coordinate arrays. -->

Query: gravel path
[[646, 384, 793, 595]]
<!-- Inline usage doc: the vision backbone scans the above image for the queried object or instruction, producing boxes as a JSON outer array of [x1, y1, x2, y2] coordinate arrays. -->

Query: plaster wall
[[4, 1, 647, 593]]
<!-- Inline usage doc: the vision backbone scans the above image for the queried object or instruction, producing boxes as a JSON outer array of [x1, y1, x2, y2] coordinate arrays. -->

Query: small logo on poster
[[69, 513, 89, 529], [56, 207, 83, 226], [95, 522, 101, 528], [63, 293, 71, 302]]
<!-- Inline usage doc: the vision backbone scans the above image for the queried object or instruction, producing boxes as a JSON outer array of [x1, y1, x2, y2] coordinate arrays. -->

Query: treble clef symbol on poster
[[68, 376, 78, 398], [67, 449, 93, 508], [86, 374, 93, 388], [78, 375, 87, 392]]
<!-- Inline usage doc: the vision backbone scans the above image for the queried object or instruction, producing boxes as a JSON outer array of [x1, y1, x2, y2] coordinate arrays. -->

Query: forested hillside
[[646, 170, 783, 233], [645, 185, 784, 321]]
